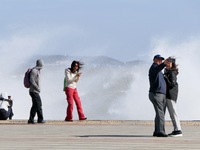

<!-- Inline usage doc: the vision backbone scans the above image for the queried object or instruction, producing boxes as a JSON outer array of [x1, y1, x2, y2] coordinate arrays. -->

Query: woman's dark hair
[[70, 60, 84, 72], [171, 60, 179, 74]]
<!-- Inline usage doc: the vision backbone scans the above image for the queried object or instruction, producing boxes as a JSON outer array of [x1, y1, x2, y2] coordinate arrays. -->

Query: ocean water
[[0, 55, 153, 120], [1, 35, 200, 121]]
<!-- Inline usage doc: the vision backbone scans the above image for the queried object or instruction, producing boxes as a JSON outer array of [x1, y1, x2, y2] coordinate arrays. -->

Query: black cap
[[153, 54, 164, 60]]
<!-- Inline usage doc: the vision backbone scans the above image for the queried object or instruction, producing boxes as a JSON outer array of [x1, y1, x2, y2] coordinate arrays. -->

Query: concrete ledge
[[1, 119, 200, 125]]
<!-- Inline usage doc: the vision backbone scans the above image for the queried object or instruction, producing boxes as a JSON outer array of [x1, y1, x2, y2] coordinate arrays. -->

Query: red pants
[[65, 87, 85, 120]]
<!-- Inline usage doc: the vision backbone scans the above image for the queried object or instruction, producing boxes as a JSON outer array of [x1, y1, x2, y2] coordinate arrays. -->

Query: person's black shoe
[[37, 120, 46, 123], [156, 133, 168, 137], [28, 120, 35, 124], [168, 130, 182, 137], [65, 119, 73, 122], [79, 118, 87, 121], [153, 132, 168, 137], [153, 132, 157, 137]]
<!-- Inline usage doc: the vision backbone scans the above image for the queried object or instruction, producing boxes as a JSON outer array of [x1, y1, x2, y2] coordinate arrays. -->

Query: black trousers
[[29, 92, 44, 122], [0, 108, 13, 120]]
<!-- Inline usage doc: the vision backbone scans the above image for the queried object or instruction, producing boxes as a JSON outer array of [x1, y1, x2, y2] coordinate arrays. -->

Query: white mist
[[0, 36, 199, 121]]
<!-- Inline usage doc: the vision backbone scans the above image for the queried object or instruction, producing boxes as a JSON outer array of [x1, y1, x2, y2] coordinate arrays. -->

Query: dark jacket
[[149, 63, 166, 94], [164, 69, 178, 101]]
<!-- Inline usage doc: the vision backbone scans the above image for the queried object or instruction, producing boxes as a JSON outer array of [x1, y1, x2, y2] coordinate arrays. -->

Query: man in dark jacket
[[28, 59, 45, 124], [149, 54, 169, 137]]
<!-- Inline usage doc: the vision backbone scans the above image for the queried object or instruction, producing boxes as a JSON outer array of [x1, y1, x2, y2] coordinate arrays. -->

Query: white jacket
[[0, 92, 10, 111], [0, 100, 10, 111], [65, 68, 79, 89]]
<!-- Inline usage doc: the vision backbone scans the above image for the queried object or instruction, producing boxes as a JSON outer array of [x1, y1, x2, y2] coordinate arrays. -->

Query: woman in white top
[[64, 60, 87, 121]]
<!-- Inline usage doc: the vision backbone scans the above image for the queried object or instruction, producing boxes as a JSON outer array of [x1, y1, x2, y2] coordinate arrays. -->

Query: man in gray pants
[[148, 54, 169, 137]]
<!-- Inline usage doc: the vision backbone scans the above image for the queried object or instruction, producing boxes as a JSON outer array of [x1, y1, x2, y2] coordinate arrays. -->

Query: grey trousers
[[166, 99, 181, 131], [149, 92, 166, 134]]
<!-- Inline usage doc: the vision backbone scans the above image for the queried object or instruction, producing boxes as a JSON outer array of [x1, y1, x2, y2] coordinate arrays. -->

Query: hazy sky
[[0, 0, 200, 61], [1, 0, 200, 120]]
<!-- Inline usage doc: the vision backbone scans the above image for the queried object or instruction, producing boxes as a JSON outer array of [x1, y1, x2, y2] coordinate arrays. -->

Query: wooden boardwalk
[[0, 120, 200, 150]]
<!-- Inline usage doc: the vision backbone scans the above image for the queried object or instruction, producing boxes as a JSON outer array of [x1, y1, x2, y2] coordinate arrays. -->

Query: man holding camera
[[0, 92, 14, 120]]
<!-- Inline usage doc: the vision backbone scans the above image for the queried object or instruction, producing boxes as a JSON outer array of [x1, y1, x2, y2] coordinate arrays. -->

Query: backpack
[[23, 68, 32, 88]]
